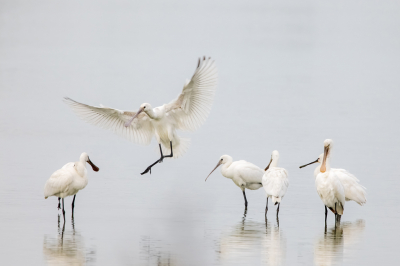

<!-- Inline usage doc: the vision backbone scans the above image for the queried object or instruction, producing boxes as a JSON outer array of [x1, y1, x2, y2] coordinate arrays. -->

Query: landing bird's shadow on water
[[216, 209, 286, 265], [314, 220, 366, 266], [139, 235, 175, 266], [42, 215, 96, 265]]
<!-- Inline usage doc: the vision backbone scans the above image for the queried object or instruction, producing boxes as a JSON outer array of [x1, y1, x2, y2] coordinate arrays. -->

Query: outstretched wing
[[165, 57, 218, 131], [64, 97, 154, 145]]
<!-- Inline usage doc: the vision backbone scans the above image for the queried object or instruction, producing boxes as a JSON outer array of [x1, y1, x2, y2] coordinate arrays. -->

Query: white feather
[[63, 98, 154, 145], [44, 153, 97, 199], [64, 57, 218, 159], [262, 168, 289, 204]]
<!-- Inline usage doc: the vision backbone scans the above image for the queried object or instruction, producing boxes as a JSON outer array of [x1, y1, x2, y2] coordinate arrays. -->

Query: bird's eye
[[220, 159, 223, 161]]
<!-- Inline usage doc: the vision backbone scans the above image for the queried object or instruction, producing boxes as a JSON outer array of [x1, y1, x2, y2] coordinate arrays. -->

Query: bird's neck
[[270, 158, 278, 168], [314, 164, 321, 177], [145, 108, 158, 119], [76, 161, 88, 177], [321, 157, 331, 173], [221, 161, 233, 178]]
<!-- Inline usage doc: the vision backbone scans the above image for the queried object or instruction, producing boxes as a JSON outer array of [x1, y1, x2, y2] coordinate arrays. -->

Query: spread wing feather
[[165, 57, 218, 131], [64, 97, 154, 145]]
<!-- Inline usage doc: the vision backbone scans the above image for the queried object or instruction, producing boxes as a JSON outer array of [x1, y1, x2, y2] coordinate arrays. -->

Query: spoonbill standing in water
[[299, 142, 367, 223], [64, 57, 218, 175], [262, 150, 289, 218], [205, 155, 264, 208], [44, 153, 99, 221], [300, 139, 346, 225]]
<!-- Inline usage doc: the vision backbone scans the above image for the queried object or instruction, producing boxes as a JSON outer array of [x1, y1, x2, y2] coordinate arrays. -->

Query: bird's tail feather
[[159, 138, 191, 159], [272, 196, 281, 205]]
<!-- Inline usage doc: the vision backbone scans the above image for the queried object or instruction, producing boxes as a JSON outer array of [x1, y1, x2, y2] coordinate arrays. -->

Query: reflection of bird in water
[[139, 236, 175, 266], [43, 217, 96, 266], [218, 210, 286, 266], [314, 220, 365, 266]]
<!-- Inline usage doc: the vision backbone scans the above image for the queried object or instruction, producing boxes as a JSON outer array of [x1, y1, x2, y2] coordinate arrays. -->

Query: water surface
[[1, 0, 399, 265]]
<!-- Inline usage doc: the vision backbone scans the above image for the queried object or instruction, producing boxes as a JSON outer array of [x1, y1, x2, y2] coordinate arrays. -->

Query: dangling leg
[[276, 203, 280, 217], [71, 195, 76, 218], [62, 198, 66, 223], [265, 197, 269, 218], [57, 197, 61, 210], [141, 142, 173, 175], [242, 190, 248, 208], [163, 141, 173, 158]]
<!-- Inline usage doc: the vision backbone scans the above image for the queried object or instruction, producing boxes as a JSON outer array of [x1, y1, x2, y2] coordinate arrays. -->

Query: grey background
[[1, 0, 399, 265]]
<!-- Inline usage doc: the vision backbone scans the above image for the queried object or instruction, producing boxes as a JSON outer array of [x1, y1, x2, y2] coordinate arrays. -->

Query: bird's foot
[[141, 166, 152, 175], [158, 157, 164, 163]]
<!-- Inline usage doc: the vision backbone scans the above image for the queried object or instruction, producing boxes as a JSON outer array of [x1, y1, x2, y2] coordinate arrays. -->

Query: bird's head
[[140, 103, 152, 111], [265, 150, 279, 171], [124, 103, 152, 127], [205, 155, 232, 182], [80, 152, 99, 172], [320, 139, 333, 173]]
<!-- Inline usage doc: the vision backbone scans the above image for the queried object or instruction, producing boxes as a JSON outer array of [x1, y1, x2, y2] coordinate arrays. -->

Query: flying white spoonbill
[[64, 57, 218, 175], [300, 139, 345, 225], [205, 155, 264, 208], [44, 152, 99, 220], [262, 150, 289, 218]]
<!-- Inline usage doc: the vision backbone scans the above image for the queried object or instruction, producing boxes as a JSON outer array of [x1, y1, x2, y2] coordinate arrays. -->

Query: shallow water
[[1, 0, 400, 265]]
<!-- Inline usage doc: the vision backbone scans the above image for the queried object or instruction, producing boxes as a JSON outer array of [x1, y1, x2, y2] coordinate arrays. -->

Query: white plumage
[[44, 152, 99, 218], [206, 155, 264, 208], [262, 150, 289, 217], [300, 139, 348, 224], [310, 154, 367, 206], [64, 57, 217, 174]]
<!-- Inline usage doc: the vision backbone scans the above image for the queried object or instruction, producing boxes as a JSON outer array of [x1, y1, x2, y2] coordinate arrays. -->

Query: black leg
[[265, 197, 269, 217], [334, 203, 337, 226], [325, 205, 328, 225], [141, 142, 173, 175], [158, 144, 164, 163], [163, 141, 174, 158], [57, 197, 61, 210], [72, 195, 76, 218], [62, 198, 66, 223], [276, 214, 280, 227], [276, 203, 280, 217], [242, 190, 248, 208]]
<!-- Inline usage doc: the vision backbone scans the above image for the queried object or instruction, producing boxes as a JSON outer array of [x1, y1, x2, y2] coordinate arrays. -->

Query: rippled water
[[1, 0, 400, 265]]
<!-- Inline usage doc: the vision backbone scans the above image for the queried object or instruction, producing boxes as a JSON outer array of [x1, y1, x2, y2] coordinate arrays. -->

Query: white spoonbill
[[262, 150, 289, 218], [64, 57, 218, 175], [300, 154, 367, 206], [300, 139, 345, 225], [205, 155, 264, 208], [44, 153, 99, 220]]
